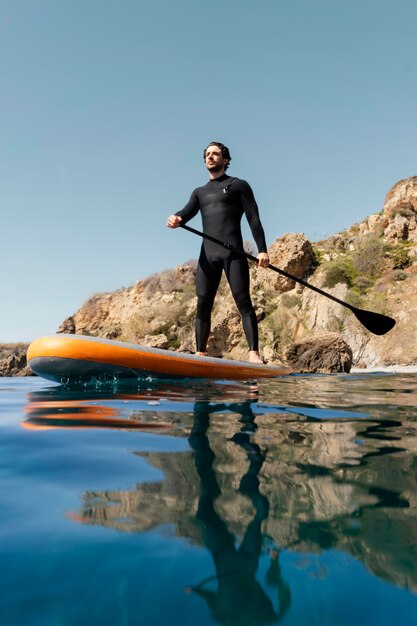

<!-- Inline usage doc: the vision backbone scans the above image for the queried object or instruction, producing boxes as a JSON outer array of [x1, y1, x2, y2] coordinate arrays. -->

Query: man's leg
[[225, 256, 263, 363], [195, 254, 222, 354]]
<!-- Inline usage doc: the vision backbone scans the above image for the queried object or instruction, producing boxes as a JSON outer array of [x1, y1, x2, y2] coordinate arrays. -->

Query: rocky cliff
[[2, 176, 417, 375]]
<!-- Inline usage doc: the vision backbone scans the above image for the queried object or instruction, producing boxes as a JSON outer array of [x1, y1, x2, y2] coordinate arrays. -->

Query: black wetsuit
[[176, 174, 267, 352]]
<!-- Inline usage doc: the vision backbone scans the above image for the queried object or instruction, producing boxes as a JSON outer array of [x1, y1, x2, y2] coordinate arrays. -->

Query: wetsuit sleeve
[[175, 189, 200, 223], [239, 180, 268, 253]]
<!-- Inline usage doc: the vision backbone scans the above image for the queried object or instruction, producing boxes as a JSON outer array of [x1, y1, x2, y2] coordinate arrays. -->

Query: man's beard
[[207, 163, 223, 173]]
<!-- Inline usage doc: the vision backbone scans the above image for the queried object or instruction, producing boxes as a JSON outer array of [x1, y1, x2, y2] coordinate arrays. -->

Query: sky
[[1, 0, 416, 343]]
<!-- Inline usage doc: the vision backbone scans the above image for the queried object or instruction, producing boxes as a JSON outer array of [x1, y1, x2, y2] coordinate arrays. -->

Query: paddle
[[179, 223, 396, 336]]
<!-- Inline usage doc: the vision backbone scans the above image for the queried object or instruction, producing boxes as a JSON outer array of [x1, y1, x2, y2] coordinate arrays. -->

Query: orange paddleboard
[[27, 334, 291, 383]]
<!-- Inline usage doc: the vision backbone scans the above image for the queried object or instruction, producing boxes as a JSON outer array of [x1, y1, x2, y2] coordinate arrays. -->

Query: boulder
[[0, 345, 33, 377], [383, 176, 417, 218], [57, 315, 76, 334], [367, 213, 389, 235], [142, 333, 170, 349], [262, 345, 279, 363], [254, 233, 315, 293], [384, 214, 409, 242], [209, 306, 242, 357], [284, 333, 353, 373]]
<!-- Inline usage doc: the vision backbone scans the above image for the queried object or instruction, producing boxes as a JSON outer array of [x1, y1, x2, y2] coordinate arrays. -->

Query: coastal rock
[[262, 345, 279, 363], [356, 213, 389, 238], [384, 214, 410, 242], [55, 262, 198, 342], [209, 299, 242, 357], [176, 263, 197, 282], [383, 176, 417, 242], [254, 233, 315, 293], [383, 176, 417, 217], [142, 334, 170, 349], [366, 213, 389, 235], [325, 233, 351, 251], [57, 315, 76, 334], [0, 344, 32, 377], [284, 333, 353, 373]]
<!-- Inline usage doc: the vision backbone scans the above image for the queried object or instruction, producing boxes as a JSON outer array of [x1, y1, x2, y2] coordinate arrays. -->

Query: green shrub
[[390, 247, 411, 270], [311, 246, 325, 265], [352, 275, 374, 294], [167, 336, 181, 350], [310, 246, 322, 270], [393, 270, 408, 281], [323, 258, 356, 289], [264, 308, 293, 348], [363, 291, 389, 315], [345, 290, 363, 309], [352, 235, 386, 279], [323, 236, 387, 293], [280, 293, 301, 308]]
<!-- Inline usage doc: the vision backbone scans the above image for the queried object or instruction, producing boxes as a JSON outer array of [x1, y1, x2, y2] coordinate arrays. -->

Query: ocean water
[[1, 372, 417, 626]]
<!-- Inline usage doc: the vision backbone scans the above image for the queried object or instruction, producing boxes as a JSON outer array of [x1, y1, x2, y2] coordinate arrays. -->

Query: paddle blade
[[351, 307, 396, 336]]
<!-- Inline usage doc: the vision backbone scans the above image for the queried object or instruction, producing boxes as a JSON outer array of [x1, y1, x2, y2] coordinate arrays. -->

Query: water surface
[[1, 373, 417, 625]]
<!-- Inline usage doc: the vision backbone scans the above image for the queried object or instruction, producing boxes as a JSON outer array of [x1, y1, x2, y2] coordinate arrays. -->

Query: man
[[167, 142, 269, 364]]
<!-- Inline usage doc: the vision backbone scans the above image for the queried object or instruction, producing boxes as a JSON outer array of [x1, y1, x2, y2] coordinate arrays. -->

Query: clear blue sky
[[1, 0, 416, 342]]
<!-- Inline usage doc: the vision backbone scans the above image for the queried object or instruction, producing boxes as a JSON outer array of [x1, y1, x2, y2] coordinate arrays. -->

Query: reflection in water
[[187, 402, 291, 624], [21, 374, 417, 621], [22, 381, 260, 431], [23, 394, 172, 430]]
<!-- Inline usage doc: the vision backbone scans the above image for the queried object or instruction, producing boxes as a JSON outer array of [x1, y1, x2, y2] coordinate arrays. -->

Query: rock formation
[[0, 344, 32, 377], [252, 232, 315, 292], [284, 333, 353, 373]]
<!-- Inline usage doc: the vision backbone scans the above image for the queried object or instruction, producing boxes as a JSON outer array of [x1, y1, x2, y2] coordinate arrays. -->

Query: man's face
[[205, 146, 227, 173]]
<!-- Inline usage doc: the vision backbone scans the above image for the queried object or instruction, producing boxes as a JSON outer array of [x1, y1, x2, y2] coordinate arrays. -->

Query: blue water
[[1, 373, 417, 625]]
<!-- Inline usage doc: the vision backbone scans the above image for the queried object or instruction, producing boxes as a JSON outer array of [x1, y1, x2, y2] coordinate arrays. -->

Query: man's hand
[[166, 215, 183, 228], [257, 252, 269, 268]]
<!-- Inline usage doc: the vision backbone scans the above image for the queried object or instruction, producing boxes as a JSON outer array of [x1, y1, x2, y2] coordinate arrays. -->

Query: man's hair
[[204, 142, 232, 171]]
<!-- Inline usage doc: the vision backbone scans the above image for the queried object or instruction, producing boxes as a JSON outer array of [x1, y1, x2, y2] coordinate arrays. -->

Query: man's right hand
[[166, 215, 183, 228]]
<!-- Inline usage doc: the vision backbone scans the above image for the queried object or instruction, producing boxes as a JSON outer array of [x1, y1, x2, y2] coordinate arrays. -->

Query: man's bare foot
[[248, 350, 264, 364], [195, 351, 207, 357]]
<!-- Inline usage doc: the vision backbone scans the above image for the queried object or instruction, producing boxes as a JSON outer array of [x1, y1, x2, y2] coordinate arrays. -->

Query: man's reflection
[[186, 402, 291, 624]]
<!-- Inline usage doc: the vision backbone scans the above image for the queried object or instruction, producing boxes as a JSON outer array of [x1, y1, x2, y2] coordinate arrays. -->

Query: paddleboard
[[27, 334, 292, 383]]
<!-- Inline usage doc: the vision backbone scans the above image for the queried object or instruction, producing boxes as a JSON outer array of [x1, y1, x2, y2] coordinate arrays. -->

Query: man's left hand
[[257, 252, 270, 268]]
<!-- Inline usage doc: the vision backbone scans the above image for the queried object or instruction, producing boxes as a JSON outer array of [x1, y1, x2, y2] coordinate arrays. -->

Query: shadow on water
[[20, 373, 417, 622]]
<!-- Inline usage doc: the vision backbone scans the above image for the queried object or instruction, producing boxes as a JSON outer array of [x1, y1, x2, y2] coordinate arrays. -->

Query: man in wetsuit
[[167, 142, 269, 364]]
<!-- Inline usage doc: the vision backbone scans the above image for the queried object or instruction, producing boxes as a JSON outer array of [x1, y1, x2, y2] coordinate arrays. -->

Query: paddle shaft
[[179, 223, 396, 336], [181, 223, 356, 311]]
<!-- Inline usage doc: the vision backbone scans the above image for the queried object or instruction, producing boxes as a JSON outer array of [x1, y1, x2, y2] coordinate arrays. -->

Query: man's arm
[[239, 180, 270, 268], [167, 189, 200, 228]]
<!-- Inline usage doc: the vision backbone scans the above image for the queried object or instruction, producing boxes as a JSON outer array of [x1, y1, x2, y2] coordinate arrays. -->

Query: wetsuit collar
[[208, 173, 229, 183]]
